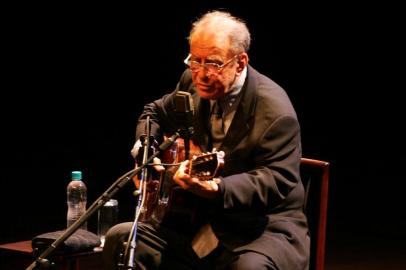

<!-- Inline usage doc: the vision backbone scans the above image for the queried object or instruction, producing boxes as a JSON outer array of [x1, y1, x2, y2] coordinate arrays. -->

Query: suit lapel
[[220, 66, 257, 156]]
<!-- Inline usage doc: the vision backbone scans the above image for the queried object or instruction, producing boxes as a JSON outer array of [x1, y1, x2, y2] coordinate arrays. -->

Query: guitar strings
[[146, 162, 182, 166]]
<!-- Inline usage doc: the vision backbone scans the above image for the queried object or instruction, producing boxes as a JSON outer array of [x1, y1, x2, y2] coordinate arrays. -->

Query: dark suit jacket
[[135, 66, 310, 270]]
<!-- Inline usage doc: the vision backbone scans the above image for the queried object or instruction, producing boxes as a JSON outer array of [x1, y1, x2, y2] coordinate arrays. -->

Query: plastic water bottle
[[67, 171, 87, 230]]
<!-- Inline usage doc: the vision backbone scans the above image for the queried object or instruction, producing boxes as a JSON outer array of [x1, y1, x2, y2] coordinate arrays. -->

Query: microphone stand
[[25, 131, 180, 270], [179, 126, 194, 160], [119, 116, 153, 269]]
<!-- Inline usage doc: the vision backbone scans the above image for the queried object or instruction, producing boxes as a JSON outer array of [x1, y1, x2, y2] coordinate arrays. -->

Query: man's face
[[189, 35, 241, 100]]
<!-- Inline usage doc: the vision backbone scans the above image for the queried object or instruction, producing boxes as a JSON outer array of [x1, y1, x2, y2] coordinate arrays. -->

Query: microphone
[[159, 131, 180, 151], [174, 91, 194, 160], [174, 91, 194, 136]]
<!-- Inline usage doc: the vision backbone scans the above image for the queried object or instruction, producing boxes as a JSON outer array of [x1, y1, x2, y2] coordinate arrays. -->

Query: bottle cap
[[71, 171, 82, 180]]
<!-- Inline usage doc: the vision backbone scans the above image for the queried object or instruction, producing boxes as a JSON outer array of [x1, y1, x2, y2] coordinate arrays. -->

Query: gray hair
[[188, 11, 251, 56]]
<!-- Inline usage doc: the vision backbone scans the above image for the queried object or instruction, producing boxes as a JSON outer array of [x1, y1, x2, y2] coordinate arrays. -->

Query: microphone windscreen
[[174, 91, 194, 115], [174, 91, 194, 131]]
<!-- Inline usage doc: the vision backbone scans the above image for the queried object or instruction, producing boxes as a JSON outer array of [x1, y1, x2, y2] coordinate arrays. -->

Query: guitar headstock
[[189, 150, 225, 181]]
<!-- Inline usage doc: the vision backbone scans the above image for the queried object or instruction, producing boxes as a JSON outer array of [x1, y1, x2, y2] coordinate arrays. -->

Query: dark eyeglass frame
[[183, 54, 238, 75]]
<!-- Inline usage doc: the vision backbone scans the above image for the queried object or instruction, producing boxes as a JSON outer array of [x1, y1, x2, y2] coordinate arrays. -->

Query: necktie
[[211, 101, 224, 149]]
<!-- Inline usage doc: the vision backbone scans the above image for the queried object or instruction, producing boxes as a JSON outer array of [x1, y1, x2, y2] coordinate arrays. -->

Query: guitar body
[[138, 137, 224, 230]]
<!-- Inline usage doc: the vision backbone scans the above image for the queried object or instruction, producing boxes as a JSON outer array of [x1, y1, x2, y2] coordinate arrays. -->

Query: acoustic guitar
[[136, 138, 225, 227]]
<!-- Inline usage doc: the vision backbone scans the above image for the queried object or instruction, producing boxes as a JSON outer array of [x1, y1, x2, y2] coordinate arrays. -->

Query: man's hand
[[131, 139, 165, 172], [151, 157, 165, 172], [173, 159, 221, 199], [131, 139, 165, 188]]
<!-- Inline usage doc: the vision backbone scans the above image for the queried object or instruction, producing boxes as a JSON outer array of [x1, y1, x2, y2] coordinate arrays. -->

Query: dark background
[[1, 2, 405, 268]]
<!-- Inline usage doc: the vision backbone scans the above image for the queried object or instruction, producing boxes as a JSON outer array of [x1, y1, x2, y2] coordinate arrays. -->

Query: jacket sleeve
[[218, 114, 302, 212]]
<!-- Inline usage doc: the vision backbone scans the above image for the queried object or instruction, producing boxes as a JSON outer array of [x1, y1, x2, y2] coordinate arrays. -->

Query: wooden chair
[[300, 158, 330, 270]]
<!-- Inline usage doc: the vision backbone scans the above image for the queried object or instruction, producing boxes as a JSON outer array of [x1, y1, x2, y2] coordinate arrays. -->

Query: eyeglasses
[[183, 54, 238, 75]]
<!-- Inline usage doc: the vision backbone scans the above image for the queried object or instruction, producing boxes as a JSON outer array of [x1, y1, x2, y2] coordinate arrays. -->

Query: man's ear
[[236, 53, 249, 74]]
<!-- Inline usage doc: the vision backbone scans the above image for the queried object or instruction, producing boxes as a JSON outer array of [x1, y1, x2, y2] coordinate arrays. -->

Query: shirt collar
[[227, 66, 247, 97], [210, 66, 247, 109]]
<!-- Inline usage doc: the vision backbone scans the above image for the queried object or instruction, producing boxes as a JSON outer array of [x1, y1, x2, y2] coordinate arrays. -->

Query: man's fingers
[[152, 157, 165, 172]]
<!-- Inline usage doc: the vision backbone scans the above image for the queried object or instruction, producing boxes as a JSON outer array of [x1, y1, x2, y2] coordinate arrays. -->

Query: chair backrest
[[300, 158, 330, 270]]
